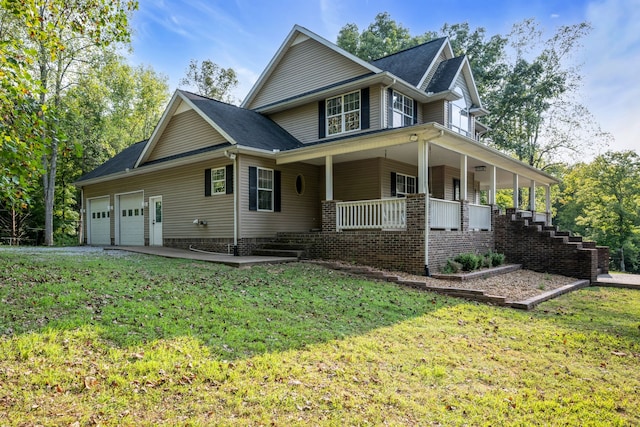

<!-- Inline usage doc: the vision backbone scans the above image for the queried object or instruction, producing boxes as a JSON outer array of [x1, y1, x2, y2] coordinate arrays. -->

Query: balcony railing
[[429, 198, 460, 230], [336, 198, 406, 231], [468, 203, 492, 230]]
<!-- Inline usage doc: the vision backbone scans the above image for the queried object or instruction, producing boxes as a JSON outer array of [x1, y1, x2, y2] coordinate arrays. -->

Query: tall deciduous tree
[[179, 59, 238, 103], [3, 0, 138, 246], [556, 151, 640, 272]]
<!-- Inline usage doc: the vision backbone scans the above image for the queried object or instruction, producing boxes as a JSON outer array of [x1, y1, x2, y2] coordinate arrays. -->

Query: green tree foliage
[[2, 0, 138, 245], [179, 59, 238, 103], [556, 151, 640, 272], [336, 15, 607, 170]]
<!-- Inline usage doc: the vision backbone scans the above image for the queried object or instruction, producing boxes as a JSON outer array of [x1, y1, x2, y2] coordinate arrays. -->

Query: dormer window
[[392, 91, 414, 128], [450, 87, 470, 136], [326, 91, 360, 136]]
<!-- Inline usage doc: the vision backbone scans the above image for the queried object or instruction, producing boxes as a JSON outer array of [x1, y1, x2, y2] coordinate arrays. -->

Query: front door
[[149, 196, 163, 246]]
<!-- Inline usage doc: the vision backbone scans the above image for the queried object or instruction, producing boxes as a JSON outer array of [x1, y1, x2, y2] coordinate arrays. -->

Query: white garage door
[[118, 193, 144, 245], [88, 197, 110, 245]]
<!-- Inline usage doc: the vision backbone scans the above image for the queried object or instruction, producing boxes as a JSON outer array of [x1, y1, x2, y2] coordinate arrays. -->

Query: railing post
[[322, 200, 337, 232]]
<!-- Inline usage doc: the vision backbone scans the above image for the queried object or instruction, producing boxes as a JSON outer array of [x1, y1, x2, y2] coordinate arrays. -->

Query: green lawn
[[1, 249, 639, 426]]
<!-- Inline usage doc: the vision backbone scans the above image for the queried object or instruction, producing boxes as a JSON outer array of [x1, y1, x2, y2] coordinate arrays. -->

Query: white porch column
[[419, 140, 430, 276], [325, 155, 333, 201], [512, 174, 519, 209], [489, 165, 496, 205], [530, 180, 536, 211], [545, 184, 551, 224], [460, 154, 468, 200]]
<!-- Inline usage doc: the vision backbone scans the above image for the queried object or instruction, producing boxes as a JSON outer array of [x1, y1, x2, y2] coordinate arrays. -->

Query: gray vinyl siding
[[454, 73, 471, 106], [422, 100, 445, 125], [268, 85, 382, 143], [381, 159, 419, 198], [238, 155, 321, 238], [248, 38, 371, 110], [330, 158, 381, 201], [82, 159, 235, 241], [147, 110, 227, 162], [269, 103, 317, 143], [429, 165, 476, 201]]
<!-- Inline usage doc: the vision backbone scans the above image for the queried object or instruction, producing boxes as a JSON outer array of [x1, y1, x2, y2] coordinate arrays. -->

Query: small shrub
[[488, 252, 505, 267], [441, 259, 462, 274], [454, 253, 482, 272]]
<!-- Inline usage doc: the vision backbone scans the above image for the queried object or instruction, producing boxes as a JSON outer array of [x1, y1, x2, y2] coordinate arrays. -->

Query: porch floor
[[109, 246, 298, 268]]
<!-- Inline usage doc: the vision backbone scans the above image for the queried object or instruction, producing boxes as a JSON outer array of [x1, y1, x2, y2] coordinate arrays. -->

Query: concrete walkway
[[110, 246, 298, 268], [596, 272, 640, 289]]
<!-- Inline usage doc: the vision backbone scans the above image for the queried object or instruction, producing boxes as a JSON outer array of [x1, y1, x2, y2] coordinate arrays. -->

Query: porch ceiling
[[276, 123, 559, 188]]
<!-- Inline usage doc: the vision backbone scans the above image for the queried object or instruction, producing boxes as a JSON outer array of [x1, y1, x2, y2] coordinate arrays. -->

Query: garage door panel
[[118, 193, 144, 245], [88, 197, 110, 245]]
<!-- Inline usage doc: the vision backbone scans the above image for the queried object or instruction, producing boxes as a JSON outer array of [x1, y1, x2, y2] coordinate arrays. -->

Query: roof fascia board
[[177, 92, 238, 144], [134, 90, 182, 168], [134, 91, 238, 168], [416, 37, 454, 89], [430, 124, 558, 185], [241, 25, 383, 109], [77, 146, 230, 187], [455, 57, 483, 109], [276, 125, 442, 165]]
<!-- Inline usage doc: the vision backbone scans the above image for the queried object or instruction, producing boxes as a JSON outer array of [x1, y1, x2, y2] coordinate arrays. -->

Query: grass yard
[[0, 249, 639, 426]]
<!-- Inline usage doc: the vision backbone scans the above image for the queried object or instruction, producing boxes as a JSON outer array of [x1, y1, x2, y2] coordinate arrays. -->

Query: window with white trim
[[396, 173, 417, 196], [326, 91, 360, 136], [257, 167, 274, 211], [449, 87, 469, 136], [211, 167, 226, 194], [392, 91, 414, 127]]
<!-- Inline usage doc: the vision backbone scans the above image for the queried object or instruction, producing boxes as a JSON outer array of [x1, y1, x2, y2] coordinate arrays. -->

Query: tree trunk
[[43, 143, 58, 246]]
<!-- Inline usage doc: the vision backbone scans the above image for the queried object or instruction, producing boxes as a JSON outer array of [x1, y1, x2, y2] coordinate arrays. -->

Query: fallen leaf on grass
[[611, 351, 627, 357]]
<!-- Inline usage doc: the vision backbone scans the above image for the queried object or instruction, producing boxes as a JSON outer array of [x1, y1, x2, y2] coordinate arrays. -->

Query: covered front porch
[[277, 122, 558, 235]]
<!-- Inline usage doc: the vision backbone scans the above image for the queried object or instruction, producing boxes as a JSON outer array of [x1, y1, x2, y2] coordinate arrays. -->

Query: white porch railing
[[534, 212, 548, 224], [469, 203, 492, 230], [429, 198, 460, 230], [336, 198, 406, 231]]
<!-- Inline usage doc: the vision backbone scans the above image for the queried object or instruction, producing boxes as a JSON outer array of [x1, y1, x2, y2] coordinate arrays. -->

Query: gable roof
[[241, 25, 382, 109], [425, 56, 466, 93], [180, 91, 302, 152], [76, 140, 147, 183], [370, 37, 448, 87], [136, 90, 303, 167]]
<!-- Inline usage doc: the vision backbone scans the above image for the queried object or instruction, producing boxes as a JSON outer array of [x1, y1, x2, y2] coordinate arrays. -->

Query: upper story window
[[449, 87, 469, 137], [326, 91, 360, 136], [392, 91, 414, 127]]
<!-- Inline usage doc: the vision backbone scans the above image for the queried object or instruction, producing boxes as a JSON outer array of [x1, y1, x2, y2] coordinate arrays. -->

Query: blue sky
[[129, 0, 639, 155]]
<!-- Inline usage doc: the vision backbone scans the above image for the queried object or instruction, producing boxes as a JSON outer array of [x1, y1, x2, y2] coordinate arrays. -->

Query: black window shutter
[[387, 88, 394, 128], [390, 172, 397, 197], [204, 169, 212, 197], [249, 166, 257, 211], [361, 87, 370, 130], [225, 164, 233, 194], [413, 99, 418, 124], [318, 100, 326, 139], [274, 170, 281, 212]]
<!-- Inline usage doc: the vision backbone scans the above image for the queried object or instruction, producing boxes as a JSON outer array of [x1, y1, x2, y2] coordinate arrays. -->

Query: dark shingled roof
[[425, 56, 465, 93], [76, 140, 147, 183], [371, 37, 447, 87], [76, 91, 304, 183], [180, 91, 303, 152]]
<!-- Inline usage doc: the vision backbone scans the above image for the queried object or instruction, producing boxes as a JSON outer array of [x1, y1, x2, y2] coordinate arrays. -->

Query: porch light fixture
[[409, 134, 418, 142], [474, 166, 486, 172]]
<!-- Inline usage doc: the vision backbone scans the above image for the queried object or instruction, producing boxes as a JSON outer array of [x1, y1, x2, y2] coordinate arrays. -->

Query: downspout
[[79, 187, 84, 245]]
